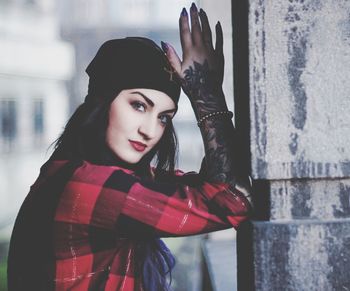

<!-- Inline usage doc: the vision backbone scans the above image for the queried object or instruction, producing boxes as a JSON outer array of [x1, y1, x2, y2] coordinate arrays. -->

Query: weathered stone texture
[[239, 220, 350, 291], [249, 0, 350, 180], [240, 1, 350, 290], [270, 178, 350, 221]]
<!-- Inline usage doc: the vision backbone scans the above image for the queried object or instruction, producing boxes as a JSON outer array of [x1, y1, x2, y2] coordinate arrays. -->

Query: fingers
[[179, 8, 192, 52], [215, 21, 224, 57], [199, 8, 213, 50], [189, 3, 202, 46], [161, 42, 182, 76], [177, 4, 223, 74], [180, 4, 215, 50]]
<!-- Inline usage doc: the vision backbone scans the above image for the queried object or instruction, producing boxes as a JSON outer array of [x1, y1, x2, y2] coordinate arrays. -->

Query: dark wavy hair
[[51, 94, 178, 176], [50, 93, 178, 290]]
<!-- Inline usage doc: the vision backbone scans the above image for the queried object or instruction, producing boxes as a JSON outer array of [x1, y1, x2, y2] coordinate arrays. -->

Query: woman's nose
[[138, 118, 158, 140]]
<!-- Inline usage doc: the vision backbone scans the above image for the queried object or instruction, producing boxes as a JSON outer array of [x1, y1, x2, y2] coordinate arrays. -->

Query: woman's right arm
[[54, 162, 251, 237]]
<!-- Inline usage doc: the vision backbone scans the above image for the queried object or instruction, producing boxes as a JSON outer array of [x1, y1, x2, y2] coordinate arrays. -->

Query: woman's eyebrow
[[131, 91, 154, 107], [130, 91, 177, 114], [162, 108, 177, 114]]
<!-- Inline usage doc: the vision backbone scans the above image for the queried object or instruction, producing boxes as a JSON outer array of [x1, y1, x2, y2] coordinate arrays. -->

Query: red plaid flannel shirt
[[9, 159, 252, 290]]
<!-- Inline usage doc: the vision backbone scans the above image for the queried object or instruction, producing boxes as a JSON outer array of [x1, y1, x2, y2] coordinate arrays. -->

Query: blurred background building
[[0, 0, 73, 267], [0, 0, 235, 290]]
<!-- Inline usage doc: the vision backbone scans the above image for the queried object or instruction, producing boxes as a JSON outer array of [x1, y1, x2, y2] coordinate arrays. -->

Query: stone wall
[[235, 0, 350, 290]]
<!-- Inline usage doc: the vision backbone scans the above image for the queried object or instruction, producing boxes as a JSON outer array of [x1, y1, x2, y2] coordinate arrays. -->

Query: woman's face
[[106, 88, 177, 164]]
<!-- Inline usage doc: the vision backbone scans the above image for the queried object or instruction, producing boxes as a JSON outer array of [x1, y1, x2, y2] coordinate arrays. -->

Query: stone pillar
[[234, 1, 350, 290]]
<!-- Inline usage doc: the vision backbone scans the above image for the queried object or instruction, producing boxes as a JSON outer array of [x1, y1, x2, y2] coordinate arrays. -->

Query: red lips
[[129, 140, 147, 152]]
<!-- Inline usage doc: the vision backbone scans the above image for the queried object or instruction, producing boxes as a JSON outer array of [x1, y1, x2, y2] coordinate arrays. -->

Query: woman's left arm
[[163, 5, 253, 205]]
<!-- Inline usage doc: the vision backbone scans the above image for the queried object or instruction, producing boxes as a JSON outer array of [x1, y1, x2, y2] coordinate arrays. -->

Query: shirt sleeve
[[55, 161, 252, 238]]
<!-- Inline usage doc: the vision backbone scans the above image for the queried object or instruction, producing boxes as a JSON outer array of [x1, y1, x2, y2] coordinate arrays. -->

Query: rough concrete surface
[[252, 220, 350, 291], [241, 1, 350, 290], [249, 0, 350, 180], [270, 178, 350, 221]]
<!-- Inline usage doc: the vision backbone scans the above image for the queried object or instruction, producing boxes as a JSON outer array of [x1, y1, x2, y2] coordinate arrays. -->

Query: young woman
[[8, 4, 252, 291]]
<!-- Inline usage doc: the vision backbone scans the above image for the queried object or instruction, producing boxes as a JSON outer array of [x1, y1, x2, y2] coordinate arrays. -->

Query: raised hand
[[161, 4, 253, 205], [161, 3, 226, 114]]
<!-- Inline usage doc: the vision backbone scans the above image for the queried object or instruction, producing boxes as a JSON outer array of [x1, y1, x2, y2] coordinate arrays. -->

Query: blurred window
[[1, 99, 17, 151], [33, 99, 44, 144]]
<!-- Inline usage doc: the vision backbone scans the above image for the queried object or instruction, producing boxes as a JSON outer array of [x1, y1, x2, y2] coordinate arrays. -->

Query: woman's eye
[[159, 115, 171, 126], [131, 101, 146, 112]]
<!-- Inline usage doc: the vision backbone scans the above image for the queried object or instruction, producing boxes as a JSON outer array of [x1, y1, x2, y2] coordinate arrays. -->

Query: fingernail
[[191, 2, 197, 12], [161, 41, 169, 53], [181, 7, 187, 17]]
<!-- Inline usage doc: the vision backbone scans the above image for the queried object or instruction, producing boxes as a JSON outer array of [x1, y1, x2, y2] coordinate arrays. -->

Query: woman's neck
[[97, 148, 152, 177]]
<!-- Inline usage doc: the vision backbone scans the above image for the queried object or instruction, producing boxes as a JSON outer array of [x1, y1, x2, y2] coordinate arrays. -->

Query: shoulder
[[42, 159, 138, 186]]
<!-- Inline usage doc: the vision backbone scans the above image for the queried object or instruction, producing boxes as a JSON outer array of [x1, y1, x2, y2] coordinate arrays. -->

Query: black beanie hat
[[85, 37, 181, 107]]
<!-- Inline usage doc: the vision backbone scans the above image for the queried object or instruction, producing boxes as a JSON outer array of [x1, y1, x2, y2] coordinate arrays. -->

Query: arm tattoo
[[201, 118, 238, 186], [181, 60, 226, 118], [182, 60, 240, 187]]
